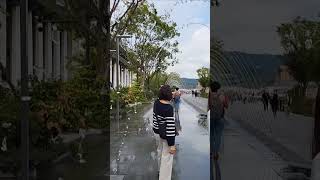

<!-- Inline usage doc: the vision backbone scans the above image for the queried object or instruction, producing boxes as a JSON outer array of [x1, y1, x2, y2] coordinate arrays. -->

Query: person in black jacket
[[271, 90, 279, 118], [153, 85, 176, 180]]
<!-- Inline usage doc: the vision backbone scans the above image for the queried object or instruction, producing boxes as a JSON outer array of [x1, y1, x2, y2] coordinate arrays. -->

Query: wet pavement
[[171, 100, 210, 180], [182, 94, 289, 179], [228, 101, 313, 164], [110, 104, 158, 180], [110, 101, 210, 180]]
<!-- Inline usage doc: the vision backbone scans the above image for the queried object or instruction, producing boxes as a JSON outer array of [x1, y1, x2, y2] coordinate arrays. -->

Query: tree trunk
[[312, 85, 320, 158]]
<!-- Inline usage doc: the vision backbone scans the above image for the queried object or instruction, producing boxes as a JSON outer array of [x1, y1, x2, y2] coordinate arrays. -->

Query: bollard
[[311, 152, 320, 180]]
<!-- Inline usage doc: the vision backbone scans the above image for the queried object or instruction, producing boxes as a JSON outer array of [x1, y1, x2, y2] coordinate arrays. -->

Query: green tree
[[123, 2, 180, 89], [277, 17, 319, 93], [277, 17, 320, 158], [197, 67, 210, 90]]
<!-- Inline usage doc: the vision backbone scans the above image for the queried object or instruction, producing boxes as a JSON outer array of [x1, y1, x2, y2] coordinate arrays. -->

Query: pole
[[20, 0, 30, 179], [116, 38, 120, 130]]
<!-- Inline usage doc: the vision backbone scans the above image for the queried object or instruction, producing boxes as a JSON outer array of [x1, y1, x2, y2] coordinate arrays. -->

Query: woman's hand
[[169, 146, 176, 154]]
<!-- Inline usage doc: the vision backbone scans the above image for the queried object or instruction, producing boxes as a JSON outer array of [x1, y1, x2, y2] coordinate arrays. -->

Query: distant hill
[[181, 78, 198, 89], [212, 51, 285, 88]]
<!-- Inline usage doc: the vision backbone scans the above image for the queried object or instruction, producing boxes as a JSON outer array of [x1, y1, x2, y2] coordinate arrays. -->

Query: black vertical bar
[[20, 0, 30, 179]]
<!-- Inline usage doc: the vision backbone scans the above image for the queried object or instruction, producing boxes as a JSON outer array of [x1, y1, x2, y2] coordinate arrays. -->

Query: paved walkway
[[110, 101, 210, 180], [182, 94, 286, 179], [228, 101, 313, 164]]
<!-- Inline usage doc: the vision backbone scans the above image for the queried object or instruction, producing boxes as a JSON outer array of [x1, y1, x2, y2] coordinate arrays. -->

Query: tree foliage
[[197, 67, 210, 89], [277, 17, 320, 158], [277, 17, 320, 88], [122, 2, 180, 88]]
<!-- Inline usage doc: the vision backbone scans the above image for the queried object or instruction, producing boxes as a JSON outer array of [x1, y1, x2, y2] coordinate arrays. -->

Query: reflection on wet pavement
[[172, 100, 210, 180]]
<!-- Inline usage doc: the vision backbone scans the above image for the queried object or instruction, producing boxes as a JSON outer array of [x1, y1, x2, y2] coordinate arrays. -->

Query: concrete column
[[122, 68, 125, 87], [27, 12, 33, 76], [52, 29, 61, 79], [123, 69, 126, 87], [110, 60, 113, 85], [128, 69, 130, 87], [126, 70, 128, 86], [121, 66, 125, 87], [44, 23, 53, 80], [128, 71, 131, 87], [0, 0, 6, 77], [60, 31, 68, 81], [118, 64, 121, 87], [35, 22, 44, 80], [11, 6, 21, 86], [130, 71, 133, 86], [113, 60, 117, 88]]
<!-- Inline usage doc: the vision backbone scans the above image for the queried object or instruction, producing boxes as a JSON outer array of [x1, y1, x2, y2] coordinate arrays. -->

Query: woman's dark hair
[[175, 87, 179, 91], [210, 81, 221, 92], [159, 85, 173, 101]]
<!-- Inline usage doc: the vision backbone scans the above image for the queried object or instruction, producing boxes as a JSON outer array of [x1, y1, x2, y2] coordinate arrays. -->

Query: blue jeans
[[174, 101, 180, 111], [210, 116, 224, 154]]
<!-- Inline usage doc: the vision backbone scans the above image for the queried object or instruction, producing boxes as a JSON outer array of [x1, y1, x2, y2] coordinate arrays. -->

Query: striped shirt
[[153, 99, 176, 146]]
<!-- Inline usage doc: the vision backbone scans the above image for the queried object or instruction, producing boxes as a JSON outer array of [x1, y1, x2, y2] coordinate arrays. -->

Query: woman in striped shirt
[[153, 85, 176, 180]]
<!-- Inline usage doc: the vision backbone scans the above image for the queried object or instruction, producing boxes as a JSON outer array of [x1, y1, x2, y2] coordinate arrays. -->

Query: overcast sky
[[151, 0, 210, 79], [212, 0, 320, 54]]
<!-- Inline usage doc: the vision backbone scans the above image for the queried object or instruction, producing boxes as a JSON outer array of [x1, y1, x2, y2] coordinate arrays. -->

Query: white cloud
[[167, 26, 210, 78], [151, 0, 210, 78]]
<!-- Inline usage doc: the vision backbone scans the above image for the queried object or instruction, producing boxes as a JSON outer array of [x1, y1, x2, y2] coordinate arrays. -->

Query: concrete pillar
[[121, 67, 124, 87], [123, 69, 126, 87], [60, 31, 68, 81], [122, 68, 125, 87], [44, 23, 53, 80], [128, 71, 131, 87], [124, 69, 127, 87], [130, 71, 133, 86], [110, 60, 113, 86], [118, 64, 121, 87], [35, 22, 44, 80], [0, 0, 6, 77], [52, 29, 61, 79], [125, 69, 128, 87], [113, 60, 117, 88], [27, 12, 33, 76], [11, 6, 21, 86], [128, 71, 130, 86]]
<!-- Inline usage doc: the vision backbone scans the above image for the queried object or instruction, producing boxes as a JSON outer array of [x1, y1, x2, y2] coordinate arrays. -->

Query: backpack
[[209, 93, 224, 120]]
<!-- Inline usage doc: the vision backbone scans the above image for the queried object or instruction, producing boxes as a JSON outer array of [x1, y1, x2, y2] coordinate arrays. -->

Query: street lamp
[[115, 35, 132, 127]]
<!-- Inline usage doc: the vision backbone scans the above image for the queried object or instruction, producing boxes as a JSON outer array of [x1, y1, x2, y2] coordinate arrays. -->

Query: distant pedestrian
[[173, 87, 182, 134], [153, 85, 176, 180], [271, 90, 279, 118], [262, 90, 270, 111], [192, 90, 194, 97], [195, 90, 198, 98]]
